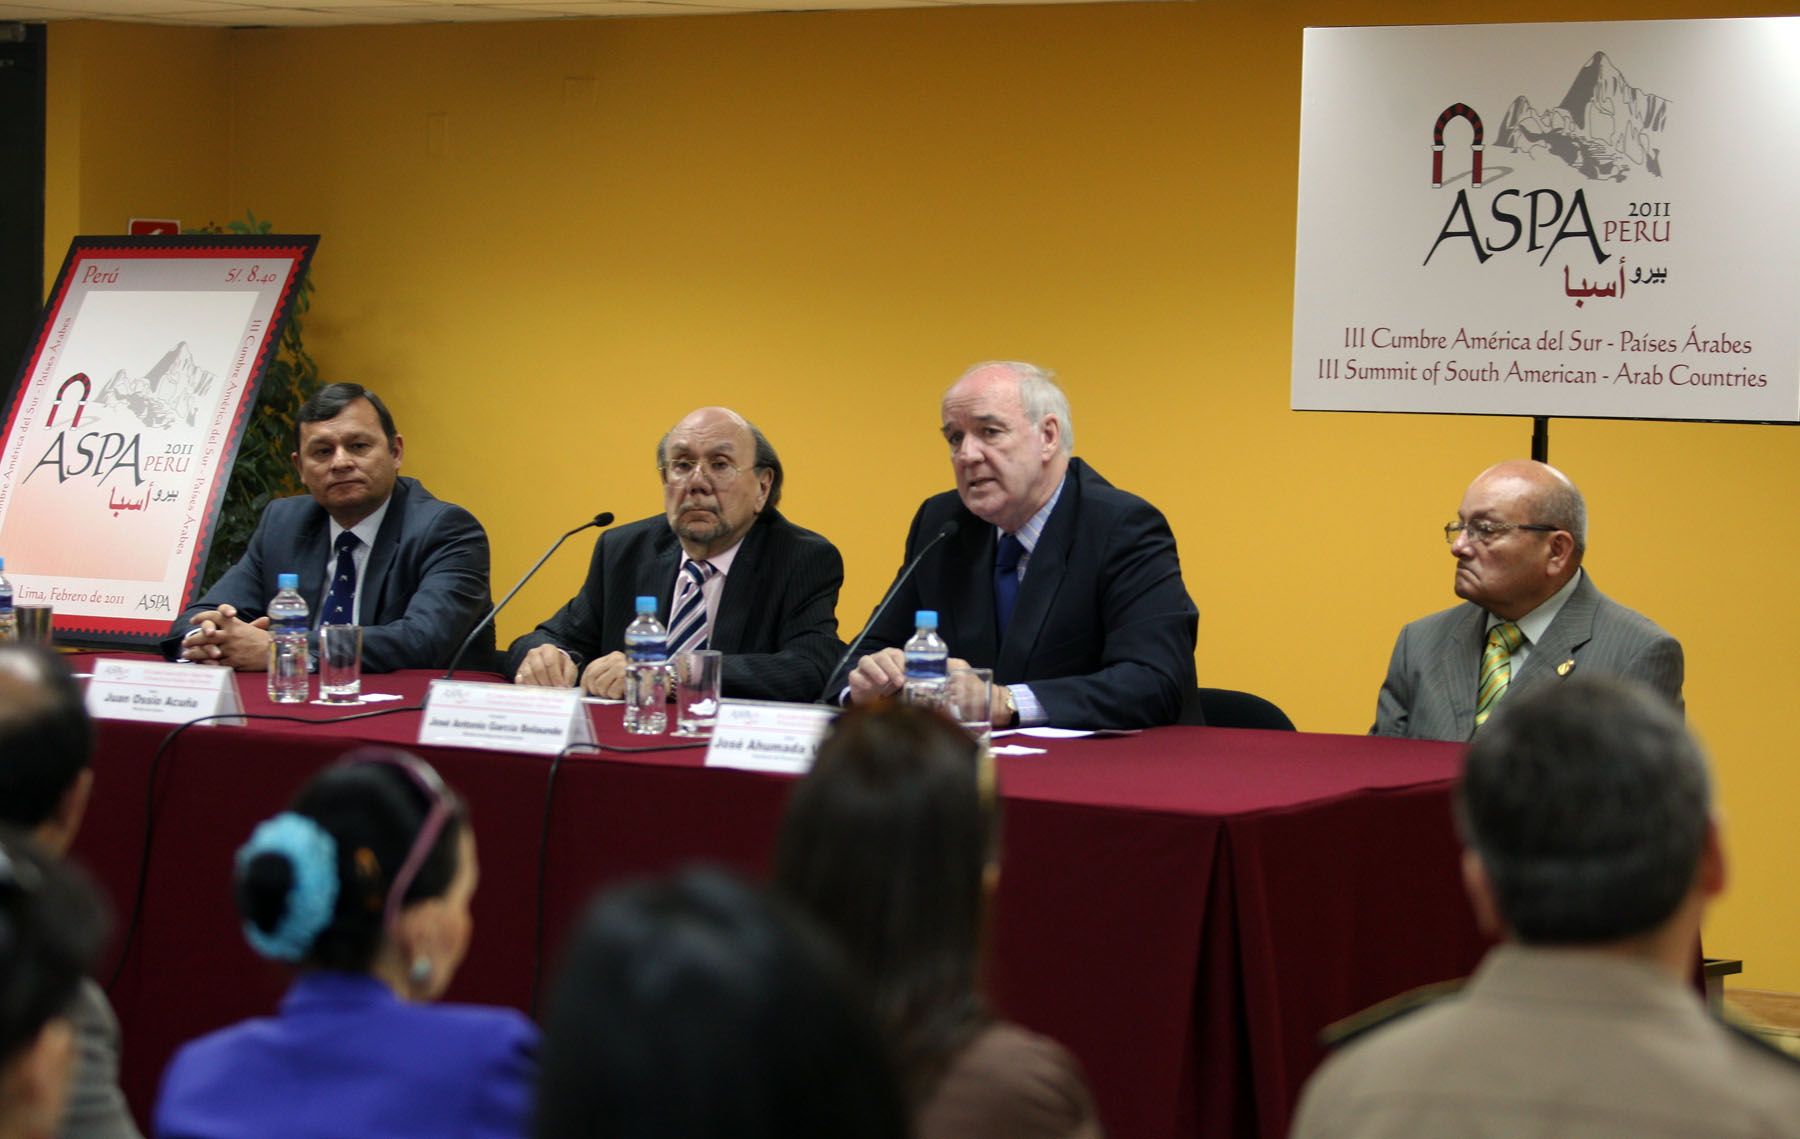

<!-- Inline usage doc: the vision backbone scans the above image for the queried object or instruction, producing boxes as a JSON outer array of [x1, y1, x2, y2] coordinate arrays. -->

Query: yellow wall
[[44, 1, 1800, 989], [43, 21, 231, 287]]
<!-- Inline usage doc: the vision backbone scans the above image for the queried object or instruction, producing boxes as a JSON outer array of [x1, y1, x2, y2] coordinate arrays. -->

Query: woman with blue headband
[[152, 748, 537, 1139]]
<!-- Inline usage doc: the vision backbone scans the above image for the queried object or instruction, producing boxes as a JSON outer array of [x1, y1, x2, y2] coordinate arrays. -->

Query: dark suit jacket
[[162, 477, 494, 673], [504, 509, 845, 702], [858, 458, 1198, 729], [1373, 571, 1684, 741]]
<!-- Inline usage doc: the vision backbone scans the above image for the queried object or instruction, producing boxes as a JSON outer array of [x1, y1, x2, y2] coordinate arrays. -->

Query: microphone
[[815, 519, 959, 704], [444, 512, 615, 679]]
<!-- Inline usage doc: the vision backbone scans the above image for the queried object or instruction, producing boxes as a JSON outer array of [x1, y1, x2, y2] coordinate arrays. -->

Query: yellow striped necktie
[[1474, 621, 1526, 730]]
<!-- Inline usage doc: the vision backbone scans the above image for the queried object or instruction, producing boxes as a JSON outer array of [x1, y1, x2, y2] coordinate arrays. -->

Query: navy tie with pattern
[[320, 532, 360, 625], [994, 533, 1025, 639]]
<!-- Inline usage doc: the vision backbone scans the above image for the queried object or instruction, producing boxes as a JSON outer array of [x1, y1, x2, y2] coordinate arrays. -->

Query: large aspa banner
[[1292, 18, 1800, 423]]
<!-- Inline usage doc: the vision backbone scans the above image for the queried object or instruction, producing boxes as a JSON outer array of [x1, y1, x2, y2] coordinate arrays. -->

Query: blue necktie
[[320, 532, 360, 625], [994, 533, 1025, 639], [666, 559, 717, 655]]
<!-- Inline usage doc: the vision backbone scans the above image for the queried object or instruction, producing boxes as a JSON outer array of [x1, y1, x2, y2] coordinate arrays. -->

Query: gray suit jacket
[[1373, 572, 1683, 741], [63, 977, 143, 1139]]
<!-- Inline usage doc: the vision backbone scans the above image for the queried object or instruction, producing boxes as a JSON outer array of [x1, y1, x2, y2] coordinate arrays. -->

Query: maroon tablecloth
[[69, 657, 1487, 1139]]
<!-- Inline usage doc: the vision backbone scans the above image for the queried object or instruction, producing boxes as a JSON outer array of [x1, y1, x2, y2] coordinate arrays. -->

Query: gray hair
[[1456, 677, 1709, 945], [1533, 466, 1588, 558], [655, 413, 783, 514], [951, 361, 1074, 455]]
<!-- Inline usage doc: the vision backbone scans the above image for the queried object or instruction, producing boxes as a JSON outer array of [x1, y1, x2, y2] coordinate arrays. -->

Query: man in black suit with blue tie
[[847, 361, 1198, 730], [164, 383, 493, 672], [506, 406, 844, 703]]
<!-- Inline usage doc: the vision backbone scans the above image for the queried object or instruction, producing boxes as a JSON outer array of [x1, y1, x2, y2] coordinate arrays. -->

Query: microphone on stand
[[444, 512, 615, 679], [816, 519, 959, 704]]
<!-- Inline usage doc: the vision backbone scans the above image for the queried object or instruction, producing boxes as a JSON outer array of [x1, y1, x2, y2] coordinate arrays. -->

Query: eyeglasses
[[660, 457, 753, 485], [1444, 520, 1559, 545]]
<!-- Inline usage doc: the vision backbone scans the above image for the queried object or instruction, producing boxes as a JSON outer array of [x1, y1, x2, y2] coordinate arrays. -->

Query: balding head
[[1449, 461, 1586, 620], [657, 407, 781, 559], [0, 647, 94, 854]]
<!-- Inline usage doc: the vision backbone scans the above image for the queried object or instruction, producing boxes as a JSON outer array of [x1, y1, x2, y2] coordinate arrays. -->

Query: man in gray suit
[[1373, 460, 1681, 741], [1294, 678, 1800, 1138]]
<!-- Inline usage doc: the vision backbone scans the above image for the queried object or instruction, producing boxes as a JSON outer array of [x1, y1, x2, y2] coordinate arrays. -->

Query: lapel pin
[[1556, 659, 1576, 677]]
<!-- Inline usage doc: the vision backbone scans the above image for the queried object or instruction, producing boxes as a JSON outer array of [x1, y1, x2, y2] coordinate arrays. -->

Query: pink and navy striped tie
[[667, 559, 717, 655]]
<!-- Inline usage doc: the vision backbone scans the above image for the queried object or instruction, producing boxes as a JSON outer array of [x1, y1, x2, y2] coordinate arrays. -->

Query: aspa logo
[[1423, 53, 1667, 271]]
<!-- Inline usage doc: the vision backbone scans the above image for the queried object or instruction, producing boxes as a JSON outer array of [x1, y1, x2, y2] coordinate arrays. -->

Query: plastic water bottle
[[0, 557, 14, 643], [903, 610, 948, 709], [623, 595, 669, 734], [266, 573, 311, 703]]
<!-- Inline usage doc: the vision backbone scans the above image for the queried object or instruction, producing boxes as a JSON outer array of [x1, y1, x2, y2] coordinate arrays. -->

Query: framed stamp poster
[[0, 234, 318, 648]]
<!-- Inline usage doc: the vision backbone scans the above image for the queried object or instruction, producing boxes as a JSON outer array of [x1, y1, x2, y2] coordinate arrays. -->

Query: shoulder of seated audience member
[[1317, 979, 1466, 1052]]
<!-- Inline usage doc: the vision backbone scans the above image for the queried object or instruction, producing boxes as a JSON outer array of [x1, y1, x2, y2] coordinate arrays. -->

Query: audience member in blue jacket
[[154, 749, 537, 1139]]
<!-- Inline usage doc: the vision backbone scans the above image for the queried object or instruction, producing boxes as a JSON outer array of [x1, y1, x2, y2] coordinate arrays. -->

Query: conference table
[[69, 658, 1488, 1139]]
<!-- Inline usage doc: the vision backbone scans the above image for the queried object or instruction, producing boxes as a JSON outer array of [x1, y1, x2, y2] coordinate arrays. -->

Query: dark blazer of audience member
[[507, 407, 844, 702], [533, 867, 906, 1139], [154, 749, 536, 1139], [1373, 460, 1682, 741], [0, 646, 140, 1139], [776, 703, 1104, 1139], [0, 829, 109, 1139], [848, 362, 1196, 730], [1294, 679, 1800, 1138], [163, 383, 494, 672]]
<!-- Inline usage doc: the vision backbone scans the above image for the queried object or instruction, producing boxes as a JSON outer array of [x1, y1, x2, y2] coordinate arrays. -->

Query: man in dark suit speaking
[[847, 361, 1197, 730], [1373, 460, 1683, 741], [164, 383, 493, 672], [507, 406, 844, 703]]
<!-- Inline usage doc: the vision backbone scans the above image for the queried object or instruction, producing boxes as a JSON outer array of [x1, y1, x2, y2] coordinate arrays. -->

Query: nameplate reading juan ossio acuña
[[85, 657, 245, 726]]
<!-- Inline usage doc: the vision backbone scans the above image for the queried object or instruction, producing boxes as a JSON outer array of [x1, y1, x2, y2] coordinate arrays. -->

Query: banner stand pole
[[1530, 416, 1550, 463]]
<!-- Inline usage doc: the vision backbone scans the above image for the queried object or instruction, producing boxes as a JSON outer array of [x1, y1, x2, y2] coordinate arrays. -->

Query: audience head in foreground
[[154, 748, 538, 1139], [533, 866, 906, 1139], [0, 645, 94, 852], [0, 830, 107, 1139], [1292, 678, 1800, 1139], [0, 644, 143, 1139], [776, 702, 1103, 1139]]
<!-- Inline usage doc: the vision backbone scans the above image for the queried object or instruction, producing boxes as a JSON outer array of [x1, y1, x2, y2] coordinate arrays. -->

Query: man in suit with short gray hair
[[1373, 459, 1681, 741]]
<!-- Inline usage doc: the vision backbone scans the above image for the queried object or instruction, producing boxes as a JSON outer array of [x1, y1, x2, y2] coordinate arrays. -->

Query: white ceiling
[[0, 0, 1122, 25]]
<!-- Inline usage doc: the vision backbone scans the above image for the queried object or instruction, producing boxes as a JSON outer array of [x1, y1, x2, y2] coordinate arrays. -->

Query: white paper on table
[[990, 744, 1049, 756]]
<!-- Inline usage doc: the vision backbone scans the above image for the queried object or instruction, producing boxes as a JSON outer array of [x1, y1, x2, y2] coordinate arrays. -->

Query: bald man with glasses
[[506, 407, 845, 703], [1373, 460, 1683, 741]]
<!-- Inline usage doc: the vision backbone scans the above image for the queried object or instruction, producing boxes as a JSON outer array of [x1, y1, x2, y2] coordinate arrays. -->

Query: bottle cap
[[636, 596, 657, 614], [279, 573, 300, 590], [914, 610, 938, 629]]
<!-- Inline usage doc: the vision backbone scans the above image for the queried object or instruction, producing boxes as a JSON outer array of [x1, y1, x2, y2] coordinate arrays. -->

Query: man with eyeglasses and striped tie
[[1372, 459, 1682, 741], [507, 407, 845, 703]]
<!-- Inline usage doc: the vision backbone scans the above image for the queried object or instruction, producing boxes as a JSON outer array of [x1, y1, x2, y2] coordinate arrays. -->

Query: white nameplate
[[85, 658, 245, 727], [704, 698, 837, 775], [418, 679, 595, 756]]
